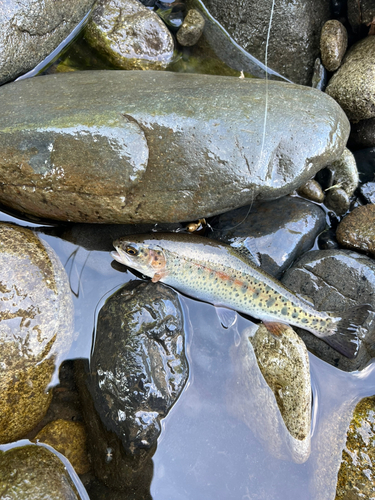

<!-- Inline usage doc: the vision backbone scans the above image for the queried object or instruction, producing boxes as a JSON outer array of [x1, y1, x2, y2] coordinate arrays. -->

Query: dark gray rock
[[281, 249, 375, 371], [0, 70, 350, 223], [88, 280, 188, 453], [324, 187, 350, 216], [320, 20, 347, 72], [348, 117, 375, 150], [191, 0, 331, 85], [0, 0, 94, 85], [0, 444, 89, 499], [325, 36, 375, 122], [210, 196, 326, 278], [353, 147, 375, 183], [297, 179, 325, 203], [84, 0, 175, 70]]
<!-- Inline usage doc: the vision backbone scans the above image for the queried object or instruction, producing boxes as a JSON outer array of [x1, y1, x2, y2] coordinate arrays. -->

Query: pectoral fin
[[151, 271, 168, 283], [262, 321, 289, 338]]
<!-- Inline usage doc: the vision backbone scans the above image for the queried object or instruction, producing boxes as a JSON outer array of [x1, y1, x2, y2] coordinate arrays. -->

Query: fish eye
[[125, 245, 139, 256]]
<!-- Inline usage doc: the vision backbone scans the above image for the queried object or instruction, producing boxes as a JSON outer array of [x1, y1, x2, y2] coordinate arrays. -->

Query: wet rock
[[191, 0, 331, 85], [348, 117, 375, 150], [228, 324, 311, 464], [353, 147, 375, 184], [324, 187, 350, 216], [325, 147, 359, 198], [0, 223, 74, 443], [210, 196, 326, 279], [320, 20, 347, 72], [311, 57, 328, 91], [75, 280, 187, 490], [359, 182, 375, 204], [156, 1, 186, 31], [84, 0, 175, 70], [0, 0, 94, 85], [336, 204, 375, 256], [348, 0, 375, 33], [0, 70, 349, 223], [335, 396, 375, 499], [33, 420, 90, 475], [297, 179, 325, 203], [318, 229, 339, 250], [177, 9, 205, 46], [326, 36, 375, 122], [281, 249, 375, 372], [0, 444, 88, 499]]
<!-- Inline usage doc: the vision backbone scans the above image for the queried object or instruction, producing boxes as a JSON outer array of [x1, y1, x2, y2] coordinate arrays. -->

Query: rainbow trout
[[112, 232, 371, 358]]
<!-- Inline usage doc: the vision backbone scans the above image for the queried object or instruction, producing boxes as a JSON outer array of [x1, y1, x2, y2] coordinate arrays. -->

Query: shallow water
[[1, 208, 375, 499]]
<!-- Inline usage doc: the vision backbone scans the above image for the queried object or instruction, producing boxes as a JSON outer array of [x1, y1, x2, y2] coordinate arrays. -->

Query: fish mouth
[[111, 250, 127, 265]]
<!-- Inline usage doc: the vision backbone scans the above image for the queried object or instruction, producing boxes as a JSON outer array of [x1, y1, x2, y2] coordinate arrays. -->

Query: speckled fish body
[[112, 232, 369, 358]]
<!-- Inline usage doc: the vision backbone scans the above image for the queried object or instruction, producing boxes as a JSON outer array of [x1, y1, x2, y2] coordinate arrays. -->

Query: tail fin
[[324, 304, 373, 359]]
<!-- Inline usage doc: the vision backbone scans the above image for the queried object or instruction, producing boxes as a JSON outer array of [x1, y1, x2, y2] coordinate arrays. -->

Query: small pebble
[[324, 187, 350, 215], [336, 204, 375, 255], [177, 9, 205, 46], [297, 179, 325, 203], [320, 20, 348, 72]]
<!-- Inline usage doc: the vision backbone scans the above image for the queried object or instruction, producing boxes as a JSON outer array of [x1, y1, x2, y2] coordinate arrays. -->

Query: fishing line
[[223, 0, 275, 232]]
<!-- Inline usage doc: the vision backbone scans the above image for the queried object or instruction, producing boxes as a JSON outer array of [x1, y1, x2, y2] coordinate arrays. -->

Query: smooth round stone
[[0, 71, 350, 223], [325, 36, 375, 122], [324, 187, 350, 216], [335, 396, 375, 499], [336, 204, 375, 255], [281, 249, 375, 372], [0, 0, 94, 85], [320, 20, 348, 72], [0, 224, 74, 443], [84, 0, 175, 70], [32, 420, 90, 475], [297, 179, 325, 203], [177, 9, 205, 46], [210, 196, 326, 278], [0, 444, 88, 499]]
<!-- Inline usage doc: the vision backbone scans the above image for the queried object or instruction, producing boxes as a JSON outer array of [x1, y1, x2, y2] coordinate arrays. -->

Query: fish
[[112, 232, 372, 359]]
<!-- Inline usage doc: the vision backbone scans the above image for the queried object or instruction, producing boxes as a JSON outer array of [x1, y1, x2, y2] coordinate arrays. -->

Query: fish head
[[112, 235, 167, 278]]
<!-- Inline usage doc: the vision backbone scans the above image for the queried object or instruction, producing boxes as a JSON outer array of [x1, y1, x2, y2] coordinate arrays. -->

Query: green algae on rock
[[0, 224, 74, 443], [0, 70, 350, 223], [335, 396, 375, 500]]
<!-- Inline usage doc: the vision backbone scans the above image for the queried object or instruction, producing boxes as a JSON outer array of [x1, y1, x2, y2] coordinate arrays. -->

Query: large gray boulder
[[0, 0, 95, 85], [0, 70, 349, 223]]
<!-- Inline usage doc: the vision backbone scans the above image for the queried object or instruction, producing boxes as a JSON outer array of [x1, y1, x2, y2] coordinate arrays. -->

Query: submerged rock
[[32, 420, 90, 475], [281, 249, 375, 372], [0, 224, 74, 443], [335, 396, 375, 499], [84, 0, 175, 70], [228, 324, 311, 464], [0, 0, 94, 85], [210, 196, 326, 278], [0, 444, 88, 499], [0, 71, 349, 223], [75, 280, 187, 490]]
